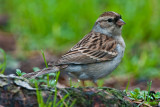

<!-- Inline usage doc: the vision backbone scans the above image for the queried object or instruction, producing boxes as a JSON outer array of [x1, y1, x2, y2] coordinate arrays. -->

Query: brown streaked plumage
[[56, 31, 118, 65], [23, 11, 126, 86]]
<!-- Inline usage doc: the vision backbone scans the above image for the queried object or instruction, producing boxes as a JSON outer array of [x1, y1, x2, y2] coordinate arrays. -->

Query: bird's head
[[93, 11, 126, 36]]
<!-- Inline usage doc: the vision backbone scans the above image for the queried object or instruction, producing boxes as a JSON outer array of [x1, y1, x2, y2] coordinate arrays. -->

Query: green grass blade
[[125, 79, 130, 92], [55, 71, 60, 87], [60, 102, 64, 107], [55, 94, 69, 107], [35, 80, 44, 107], [0, 48, 6, 74], [147, 81, 152, 102], [53, 88, 57, 107], [46, 92, 53, 106], [41, 49, 48, 68], [69, 99, 76, 107], [41, 49, 50, 86]]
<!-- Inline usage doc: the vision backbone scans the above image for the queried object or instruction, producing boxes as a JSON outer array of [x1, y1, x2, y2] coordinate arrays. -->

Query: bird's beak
[[116, 19, 126, 26]]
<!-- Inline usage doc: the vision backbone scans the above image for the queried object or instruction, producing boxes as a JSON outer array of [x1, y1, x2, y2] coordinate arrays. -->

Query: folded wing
[[55, 32, 118, 65]]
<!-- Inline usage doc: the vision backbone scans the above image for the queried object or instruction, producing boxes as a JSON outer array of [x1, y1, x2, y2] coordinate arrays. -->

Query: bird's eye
[[108, 18, 113, 22]]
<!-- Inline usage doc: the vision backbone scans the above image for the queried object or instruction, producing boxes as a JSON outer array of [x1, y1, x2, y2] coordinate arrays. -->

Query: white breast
[[85, 43, 125, 80]]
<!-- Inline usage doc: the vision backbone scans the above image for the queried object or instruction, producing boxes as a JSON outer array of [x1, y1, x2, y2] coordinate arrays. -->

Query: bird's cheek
[[100, 22, 111, 29], [99, 22, 107, 28]]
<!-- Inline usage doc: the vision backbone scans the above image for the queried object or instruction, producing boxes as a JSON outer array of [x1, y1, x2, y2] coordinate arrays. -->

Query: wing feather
[[55, 31, 118, 65]]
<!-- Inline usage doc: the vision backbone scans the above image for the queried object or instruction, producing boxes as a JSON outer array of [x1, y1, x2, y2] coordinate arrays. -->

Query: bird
[[23, 11, 126, 86]]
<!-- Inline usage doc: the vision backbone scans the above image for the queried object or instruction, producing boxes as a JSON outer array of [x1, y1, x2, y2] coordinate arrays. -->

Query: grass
[[35, 80, 74, 107], [41, 49, 50, 86], [14, 50, 75, 106], [0, 48, 74, 106], [34, 78, 72, 107], [33, 51, 75, 107], [0, 48, 7, 74], [126, 81, 160, 106], [125, 78, 130, 92], [41, 49, 48, 68]]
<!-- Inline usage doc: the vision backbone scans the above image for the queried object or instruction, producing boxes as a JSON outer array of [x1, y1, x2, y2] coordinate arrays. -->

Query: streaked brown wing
[[55, 31, 118, 65]]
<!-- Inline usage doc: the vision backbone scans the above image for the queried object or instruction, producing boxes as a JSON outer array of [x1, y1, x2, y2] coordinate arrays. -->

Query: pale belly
[[62, 44, 125, 81]]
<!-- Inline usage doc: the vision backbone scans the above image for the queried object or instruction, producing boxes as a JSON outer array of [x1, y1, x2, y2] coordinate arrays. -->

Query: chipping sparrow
[[23, 11, 126, 85]]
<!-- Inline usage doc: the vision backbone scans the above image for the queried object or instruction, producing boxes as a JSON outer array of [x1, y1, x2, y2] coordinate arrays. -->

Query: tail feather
[[23, 66, 59, 79]]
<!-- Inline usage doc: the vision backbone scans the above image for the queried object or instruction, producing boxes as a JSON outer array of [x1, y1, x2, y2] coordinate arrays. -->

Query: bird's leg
[[93, 80, 98, 87], [81, 80, 86, 87]]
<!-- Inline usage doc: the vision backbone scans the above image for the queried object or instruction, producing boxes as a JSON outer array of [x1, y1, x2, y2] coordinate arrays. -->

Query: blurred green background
[[0, 0, 160, 80]]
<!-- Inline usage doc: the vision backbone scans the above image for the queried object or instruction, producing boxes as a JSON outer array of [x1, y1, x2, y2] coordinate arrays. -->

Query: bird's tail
[[23, 66, 59, 79]]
